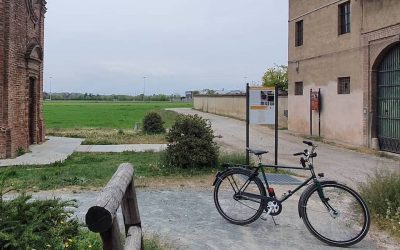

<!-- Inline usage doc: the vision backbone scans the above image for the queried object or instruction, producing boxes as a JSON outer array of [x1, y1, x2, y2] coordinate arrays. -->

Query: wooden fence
[[85, 163, 142, 250]]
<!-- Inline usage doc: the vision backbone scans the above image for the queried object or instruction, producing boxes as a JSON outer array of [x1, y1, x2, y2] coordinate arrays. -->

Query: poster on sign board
[[311, 91, 320, 111], [249, 87, 276, 125]]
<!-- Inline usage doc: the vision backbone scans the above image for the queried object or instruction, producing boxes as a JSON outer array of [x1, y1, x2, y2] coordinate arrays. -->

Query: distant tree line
[[43, 92, 183, 102]]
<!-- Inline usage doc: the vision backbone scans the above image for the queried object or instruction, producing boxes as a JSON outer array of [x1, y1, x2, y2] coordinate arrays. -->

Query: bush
[[359, 170, 400, 238], [164, 114, 218, 169], [0, 195, 80, 249], [0, 172, 100, 249], [143, 112, 165, 134]]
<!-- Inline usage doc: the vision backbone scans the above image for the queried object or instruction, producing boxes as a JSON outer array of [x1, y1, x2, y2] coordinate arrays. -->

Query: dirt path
[[169, 108, 400, 187], [17, 187, 397, 250]]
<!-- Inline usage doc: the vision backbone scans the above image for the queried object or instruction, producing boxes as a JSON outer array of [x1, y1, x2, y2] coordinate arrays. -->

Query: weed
[[359, 170, 400, 239], [16, 147, 25, 156]]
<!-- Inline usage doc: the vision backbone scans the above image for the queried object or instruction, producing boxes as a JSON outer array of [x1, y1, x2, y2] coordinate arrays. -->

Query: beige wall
[[194, 95, 288, 127], [288, 0, 400, 146], [362, 0, 400, 33]]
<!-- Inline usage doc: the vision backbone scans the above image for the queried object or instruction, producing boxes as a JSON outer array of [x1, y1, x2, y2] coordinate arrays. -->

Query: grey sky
[[44, 0, 288, 95]]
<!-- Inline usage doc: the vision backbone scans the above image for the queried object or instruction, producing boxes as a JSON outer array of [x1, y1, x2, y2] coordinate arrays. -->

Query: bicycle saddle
[[247, 148, 269, 156]]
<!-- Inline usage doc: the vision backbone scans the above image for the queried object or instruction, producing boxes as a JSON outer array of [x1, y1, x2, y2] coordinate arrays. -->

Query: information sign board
[[249, 87, 276, 125]]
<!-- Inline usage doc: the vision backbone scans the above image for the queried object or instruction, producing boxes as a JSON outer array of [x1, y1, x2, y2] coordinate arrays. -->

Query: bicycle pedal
[[260, 215, 268, 221]]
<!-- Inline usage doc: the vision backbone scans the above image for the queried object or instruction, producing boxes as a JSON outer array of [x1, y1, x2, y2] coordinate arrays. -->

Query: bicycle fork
[[316, 182, 339, 218]]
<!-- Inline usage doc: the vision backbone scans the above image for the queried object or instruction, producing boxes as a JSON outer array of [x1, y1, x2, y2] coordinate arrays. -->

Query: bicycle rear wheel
[[213, 168, 266, 225], [300, 182, 370, 247]]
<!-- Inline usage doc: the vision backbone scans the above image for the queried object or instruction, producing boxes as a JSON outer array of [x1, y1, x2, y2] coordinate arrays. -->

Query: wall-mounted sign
[[249, 86, 276, 124], [311, 91, 320, 111]]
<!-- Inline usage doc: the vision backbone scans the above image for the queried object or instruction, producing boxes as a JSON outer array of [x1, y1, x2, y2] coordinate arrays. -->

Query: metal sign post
[[310, 89, 322, 137], [245, 84, 279, 166], [275, 85, 279, 166], [318, 88, 321, 137], [246, 83, 250, 165], [310, 89, 313, 136]]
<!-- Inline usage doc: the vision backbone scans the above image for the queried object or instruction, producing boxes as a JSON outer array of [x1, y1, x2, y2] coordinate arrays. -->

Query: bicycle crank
[[264, 198, 282, 216]]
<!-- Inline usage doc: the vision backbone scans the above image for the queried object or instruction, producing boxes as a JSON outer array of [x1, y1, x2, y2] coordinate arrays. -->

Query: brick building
[[0, 0, 46, 158], [288, 0, 400, 153]]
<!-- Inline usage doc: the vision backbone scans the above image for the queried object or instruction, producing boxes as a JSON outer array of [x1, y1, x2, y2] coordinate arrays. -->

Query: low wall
[[194, 95, 288, 127]]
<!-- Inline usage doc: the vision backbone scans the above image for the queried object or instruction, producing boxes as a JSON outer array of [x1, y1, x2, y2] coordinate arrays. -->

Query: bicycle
[[213, 141, 370, 247]]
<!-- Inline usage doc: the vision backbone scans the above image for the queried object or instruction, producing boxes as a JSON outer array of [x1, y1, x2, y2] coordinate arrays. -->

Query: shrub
[[143, 112, 165, 134], [359, 170, 400, 238], [164, 114, 218, 169], [0, 172, 98, 249], [0, 195, 80, 249]]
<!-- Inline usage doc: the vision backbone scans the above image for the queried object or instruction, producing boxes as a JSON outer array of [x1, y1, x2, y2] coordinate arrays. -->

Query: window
[[295, 82, 303, 95], [339, 1, 351, 35], [338, 77, 351, 94], [295, 20, 303, 47]]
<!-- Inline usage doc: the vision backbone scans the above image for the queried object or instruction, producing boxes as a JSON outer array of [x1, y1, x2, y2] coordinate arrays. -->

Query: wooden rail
[[85, 163, 143, 250]]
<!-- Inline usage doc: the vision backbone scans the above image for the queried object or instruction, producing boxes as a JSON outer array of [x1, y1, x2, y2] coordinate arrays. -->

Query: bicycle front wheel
[[300, 182, 370, 247], [213, 168, 266, 225]]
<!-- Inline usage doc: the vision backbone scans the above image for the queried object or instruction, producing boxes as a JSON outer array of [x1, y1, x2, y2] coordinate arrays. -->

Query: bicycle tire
[[213, 168, 266, 225], [300, 182, 370, 247]]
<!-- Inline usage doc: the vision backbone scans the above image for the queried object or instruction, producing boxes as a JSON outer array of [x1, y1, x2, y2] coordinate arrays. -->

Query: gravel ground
[[4, 109, 399, 249], [9, 187, 397, 250], [169, 108, 400, 187]]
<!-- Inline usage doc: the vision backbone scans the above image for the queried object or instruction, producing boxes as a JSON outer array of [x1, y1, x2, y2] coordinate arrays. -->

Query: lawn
[[44, 101, 192, 129], [43, 101, 192, 144], [0, 152, 218, 191]]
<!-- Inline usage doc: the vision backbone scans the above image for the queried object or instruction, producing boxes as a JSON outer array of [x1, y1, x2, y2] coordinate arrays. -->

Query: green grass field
[[43, 101, 192, 144], [44, 101, 192, 129]]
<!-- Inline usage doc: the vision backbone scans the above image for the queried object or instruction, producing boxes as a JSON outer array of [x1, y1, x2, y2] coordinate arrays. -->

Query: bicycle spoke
[[214, 170, 265, 225], [301, 183, 369, 246], [226, 175, 239, 193]]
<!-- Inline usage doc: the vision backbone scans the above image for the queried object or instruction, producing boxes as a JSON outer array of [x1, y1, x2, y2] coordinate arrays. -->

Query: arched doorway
[[376, 44, 400, 153]]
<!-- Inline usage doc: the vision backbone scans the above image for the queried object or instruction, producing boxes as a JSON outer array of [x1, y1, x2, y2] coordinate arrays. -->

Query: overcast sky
[[44, 0, 288, 95]]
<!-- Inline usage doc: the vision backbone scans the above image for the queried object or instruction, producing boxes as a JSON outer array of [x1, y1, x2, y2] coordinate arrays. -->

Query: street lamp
[[143, 76, 147, 102], [49, 76, 53, 100]]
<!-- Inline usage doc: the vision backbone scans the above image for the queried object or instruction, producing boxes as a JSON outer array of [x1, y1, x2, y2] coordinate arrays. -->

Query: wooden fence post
[[86, 163, 143, 250]]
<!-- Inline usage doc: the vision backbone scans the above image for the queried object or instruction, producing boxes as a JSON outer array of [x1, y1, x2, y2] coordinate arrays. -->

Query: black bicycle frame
[[238, 162, 321, 204]]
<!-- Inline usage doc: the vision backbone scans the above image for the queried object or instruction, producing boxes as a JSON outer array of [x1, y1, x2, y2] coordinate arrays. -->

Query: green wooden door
[[377, 45, 400, 153]]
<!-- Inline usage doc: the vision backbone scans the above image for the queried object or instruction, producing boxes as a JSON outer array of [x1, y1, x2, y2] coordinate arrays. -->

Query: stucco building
[[0, 0, 47, 158], [288, 0, 400, 153]]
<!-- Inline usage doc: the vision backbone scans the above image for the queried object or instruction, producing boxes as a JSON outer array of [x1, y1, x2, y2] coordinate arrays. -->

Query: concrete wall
[[288, 0, 400, 147], [194, 95, 288, 127]]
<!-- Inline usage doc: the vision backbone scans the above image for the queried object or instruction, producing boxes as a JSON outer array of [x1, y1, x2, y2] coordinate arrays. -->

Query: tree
[[262, 65, 288, 91]]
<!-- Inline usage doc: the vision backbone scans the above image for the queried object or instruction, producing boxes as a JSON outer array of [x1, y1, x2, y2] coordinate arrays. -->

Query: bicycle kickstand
[[261, 207, 279, 225]]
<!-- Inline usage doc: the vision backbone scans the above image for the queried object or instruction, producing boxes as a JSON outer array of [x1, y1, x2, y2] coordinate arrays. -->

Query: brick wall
[[362, 24, 400, 147], [0, 0, 46, 158]]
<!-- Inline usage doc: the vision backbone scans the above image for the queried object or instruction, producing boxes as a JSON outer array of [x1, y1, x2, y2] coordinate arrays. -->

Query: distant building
[[288, 0, 400, 153], [0, 0, 47, 158], [226, 90, 245, 95], [185, 91, 194, 101]]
